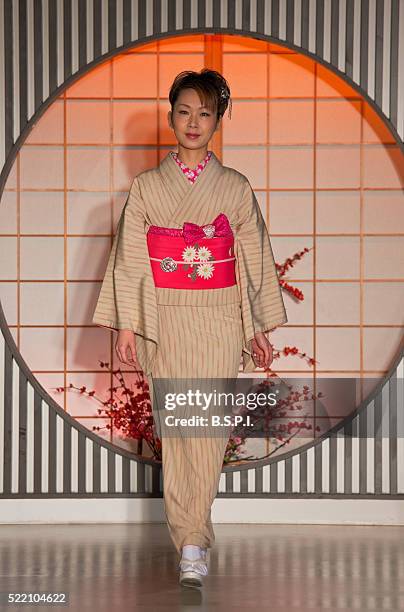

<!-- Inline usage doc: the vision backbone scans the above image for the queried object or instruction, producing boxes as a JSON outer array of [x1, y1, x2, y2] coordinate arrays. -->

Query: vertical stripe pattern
[[0, 299, 402, 499], [0, 303, 163, 498], [149, 301, 242, 551], [0, 0, 403, 500], [0, 0, 402, 185], [92, 151, 288, 375]]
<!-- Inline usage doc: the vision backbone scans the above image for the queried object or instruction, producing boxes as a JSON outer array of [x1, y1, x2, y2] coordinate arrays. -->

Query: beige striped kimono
[[92, 150, 287, 553], [92, 150, 287, 373]]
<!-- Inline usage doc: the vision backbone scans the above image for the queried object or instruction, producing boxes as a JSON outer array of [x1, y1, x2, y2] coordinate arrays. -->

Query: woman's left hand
[[251, 332, 274, 369]]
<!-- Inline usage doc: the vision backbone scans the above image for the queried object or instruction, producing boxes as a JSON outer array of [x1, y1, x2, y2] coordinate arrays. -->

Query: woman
[[92, 69, 287, 587]]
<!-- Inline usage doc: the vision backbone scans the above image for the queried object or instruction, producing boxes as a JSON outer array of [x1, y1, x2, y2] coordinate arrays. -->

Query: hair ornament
[[220, 86, 229, 100], [219, 85, 232, 119]]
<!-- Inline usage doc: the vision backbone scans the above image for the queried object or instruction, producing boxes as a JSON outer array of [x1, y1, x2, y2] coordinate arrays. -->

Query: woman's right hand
[[115, 329, 141, 369]]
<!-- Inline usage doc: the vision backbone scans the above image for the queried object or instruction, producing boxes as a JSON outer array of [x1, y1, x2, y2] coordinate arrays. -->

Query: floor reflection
[[0, 523, 403, 610]]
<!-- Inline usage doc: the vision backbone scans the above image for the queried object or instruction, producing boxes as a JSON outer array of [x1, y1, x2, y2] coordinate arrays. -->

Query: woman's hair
[[169, 69, 232, 120]]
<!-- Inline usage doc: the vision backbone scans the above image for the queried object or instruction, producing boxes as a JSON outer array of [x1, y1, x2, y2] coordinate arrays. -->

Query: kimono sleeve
[[234, 178, 288, 373], [92, 176, 158, 373]]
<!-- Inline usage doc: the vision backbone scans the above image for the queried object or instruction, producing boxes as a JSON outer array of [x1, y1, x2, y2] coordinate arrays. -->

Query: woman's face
[[168, 88, 221, 152]]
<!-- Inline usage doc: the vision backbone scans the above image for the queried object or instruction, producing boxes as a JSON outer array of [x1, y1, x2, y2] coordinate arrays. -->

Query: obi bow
[[182, 213, 232, 245]]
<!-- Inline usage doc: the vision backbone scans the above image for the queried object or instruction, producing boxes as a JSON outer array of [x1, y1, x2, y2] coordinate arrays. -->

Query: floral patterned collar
[[170, 150, 212, 183]]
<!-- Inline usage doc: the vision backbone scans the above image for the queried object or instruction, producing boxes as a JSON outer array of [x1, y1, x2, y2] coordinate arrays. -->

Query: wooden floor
[[0, 523, 403, 611]]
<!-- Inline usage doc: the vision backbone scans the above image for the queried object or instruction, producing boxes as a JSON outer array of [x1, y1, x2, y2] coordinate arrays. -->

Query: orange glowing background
[[0, 34, 403, 459]]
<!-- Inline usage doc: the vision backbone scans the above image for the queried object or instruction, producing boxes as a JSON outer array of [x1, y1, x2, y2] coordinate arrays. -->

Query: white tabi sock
[[182, 545, 206, 560]]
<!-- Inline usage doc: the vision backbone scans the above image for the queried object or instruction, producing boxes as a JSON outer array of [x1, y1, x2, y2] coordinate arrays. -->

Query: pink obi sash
[[146, 213, 236, 289]]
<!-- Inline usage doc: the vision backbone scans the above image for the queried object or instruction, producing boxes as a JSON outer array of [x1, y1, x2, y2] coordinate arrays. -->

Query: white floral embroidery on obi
[[195, 246, 211, 261], [196, 262, 215, 279], [181, 244, 215, 281], [182, 246, 198, 263]]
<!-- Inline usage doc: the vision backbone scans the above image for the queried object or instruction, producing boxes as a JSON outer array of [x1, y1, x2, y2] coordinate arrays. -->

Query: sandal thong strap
[[179, 558, 208, 575]]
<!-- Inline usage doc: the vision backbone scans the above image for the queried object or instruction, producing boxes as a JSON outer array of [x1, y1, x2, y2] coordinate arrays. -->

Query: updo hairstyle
[[168, 69, 232, 120]]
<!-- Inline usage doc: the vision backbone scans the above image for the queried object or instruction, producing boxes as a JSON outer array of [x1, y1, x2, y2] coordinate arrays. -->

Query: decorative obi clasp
[[146, 213, 237, 290]]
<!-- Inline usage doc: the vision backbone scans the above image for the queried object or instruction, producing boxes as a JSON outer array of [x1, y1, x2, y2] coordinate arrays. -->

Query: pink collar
[[170, 150, 212, 183]]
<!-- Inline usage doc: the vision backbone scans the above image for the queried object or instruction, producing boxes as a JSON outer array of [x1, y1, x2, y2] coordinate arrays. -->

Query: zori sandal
[[179, 555, 208, 587]]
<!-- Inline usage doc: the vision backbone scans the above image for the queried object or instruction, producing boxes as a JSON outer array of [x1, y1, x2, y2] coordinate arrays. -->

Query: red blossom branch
[[276, 246, 312, 301]]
